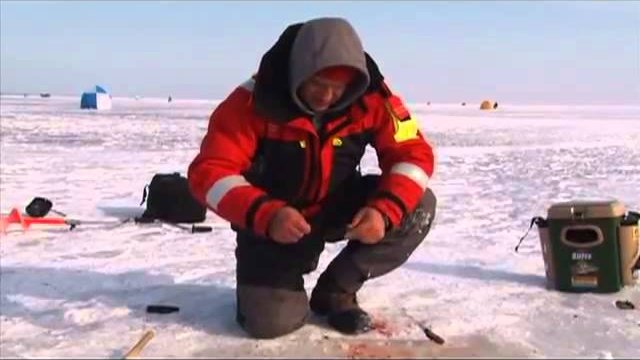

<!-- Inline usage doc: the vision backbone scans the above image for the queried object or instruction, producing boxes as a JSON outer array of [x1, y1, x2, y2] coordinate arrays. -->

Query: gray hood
[[289, 17, 370, 115]]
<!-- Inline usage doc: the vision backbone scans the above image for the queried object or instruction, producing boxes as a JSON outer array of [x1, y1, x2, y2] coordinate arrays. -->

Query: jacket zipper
[[306, 134, 320, 204], [309, 116, 354, 203]]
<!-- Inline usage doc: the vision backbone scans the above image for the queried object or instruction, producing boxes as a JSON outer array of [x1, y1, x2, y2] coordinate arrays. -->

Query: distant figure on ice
[[493, 101, 499, 109], [167, 96, 172, 103], [189, 17, 437, 339]]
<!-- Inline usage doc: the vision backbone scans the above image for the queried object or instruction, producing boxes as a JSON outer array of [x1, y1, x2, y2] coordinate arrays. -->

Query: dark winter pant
[[234, 175, 437, 339]]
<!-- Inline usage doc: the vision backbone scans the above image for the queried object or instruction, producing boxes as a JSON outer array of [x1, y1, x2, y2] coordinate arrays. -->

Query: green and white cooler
[[542, 200, 625, 293]]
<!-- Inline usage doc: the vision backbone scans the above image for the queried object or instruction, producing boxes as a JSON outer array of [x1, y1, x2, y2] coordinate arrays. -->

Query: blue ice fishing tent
[[80, 85, 112, 110]]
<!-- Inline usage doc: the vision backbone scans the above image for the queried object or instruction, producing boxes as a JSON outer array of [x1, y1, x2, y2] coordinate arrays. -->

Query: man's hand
[[267, 206, 311, 244], [345, 207, 386, 244]]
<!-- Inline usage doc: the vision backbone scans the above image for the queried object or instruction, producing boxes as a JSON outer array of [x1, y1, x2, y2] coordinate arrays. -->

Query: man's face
[[298, 75, 349, 112]]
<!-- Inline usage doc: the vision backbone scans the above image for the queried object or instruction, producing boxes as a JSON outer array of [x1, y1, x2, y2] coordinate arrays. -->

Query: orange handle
[[22, 217, 67, 226], [1, 208, 69, 233]]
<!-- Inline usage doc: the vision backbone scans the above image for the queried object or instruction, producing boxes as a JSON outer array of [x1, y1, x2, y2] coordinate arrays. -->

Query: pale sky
[[1, 1, 639, 104]]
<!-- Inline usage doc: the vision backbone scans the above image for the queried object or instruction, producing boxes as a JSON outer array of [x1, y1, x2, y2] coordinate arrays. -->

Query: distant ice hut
[[80, 85, 112, 110]]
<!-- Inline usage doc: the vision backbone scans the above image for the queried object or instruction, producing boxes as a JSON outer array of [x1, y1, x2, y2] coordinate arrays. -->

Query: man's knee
[[416, 187, 437, 234], [236, 285, 309, 339], [391, 188, 437, 240]]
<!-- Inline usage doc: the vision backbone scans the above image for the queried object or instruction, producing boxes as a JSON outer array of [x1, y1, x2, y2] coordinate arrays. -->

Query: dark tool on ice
[[615, 300, 635, 310], [421, 325, 445, 345], [400, 307, 446, 345], [146, 305, 180, 314], [134, 217, 212, 233], [26, 197, 67, 218], [164, 221, 212, 233]]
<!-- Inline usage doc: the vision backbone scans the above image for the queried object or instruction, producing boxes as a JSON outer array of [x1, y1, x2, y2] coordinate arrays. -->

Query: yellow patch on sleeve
[[386, 104, 419, 142], [393, 116, 419, 142]]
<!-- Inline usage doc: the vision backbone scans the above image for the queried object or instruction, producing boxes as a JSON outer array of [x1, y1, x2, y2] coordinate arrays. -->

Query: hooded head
[[288, 17, 370, 114]]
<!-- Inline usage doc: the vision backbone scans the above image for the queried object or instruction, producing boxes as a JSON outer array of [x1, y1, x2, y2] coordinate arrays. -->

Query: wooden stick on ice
[[123, 330, 155, 359]]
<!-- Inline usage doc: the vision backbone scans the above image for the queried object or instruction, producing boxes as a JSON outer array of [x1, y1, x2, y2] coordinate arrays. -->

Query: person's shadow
[[404, 261, 547, 288], [0, 266, 243, 338]]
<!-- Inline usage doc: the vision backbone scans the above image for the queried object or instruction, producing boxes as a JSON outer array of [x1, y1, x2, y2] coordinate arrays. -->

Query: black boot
[[328, 307, 372, 335], [310, 282, 373, 335]]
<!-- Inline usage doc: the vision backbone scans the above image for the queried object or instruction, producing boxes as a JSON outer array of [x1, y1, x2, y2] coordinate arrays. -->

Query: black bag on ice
[[139, 172, 206, 223]]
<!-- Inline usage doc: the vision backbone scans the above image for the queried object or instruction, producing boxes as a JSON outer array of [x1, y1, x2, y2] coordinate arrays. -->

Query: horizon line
[[2, 92, 640, 108]]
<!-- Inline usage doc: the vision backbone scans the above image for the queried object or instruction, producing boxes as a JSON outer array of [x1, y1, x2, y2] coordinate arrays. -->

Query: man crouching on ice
[[188, 17, 437, 339]]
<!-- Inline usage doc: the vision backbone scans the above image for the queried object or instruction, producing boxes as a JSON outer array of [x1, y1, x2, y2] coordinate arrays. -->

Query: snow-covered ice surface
[[1, 95, 639, 358]]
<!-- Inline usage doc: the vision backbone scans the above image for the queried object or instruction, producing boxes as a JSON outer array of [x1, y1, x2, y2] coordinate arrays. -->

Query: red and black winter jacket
[[188, 24, 435, 238]]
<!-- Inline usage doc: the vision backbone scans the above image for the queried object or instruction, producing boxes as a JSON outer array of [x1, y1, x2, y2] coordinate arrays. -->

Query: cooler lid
[[547, 199, 625, 219]]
